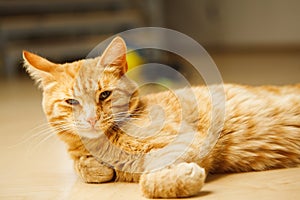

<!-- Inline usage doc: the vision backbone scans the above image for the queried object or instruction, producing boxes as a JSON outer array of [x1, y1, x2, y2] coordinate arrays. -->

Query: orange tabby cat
[[23, 37, 300, 198]]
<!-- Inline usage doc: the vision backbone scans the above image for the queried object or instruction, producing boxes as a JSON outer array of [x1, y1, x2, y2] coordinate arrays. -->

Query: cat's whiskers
[[112, 112, 129, 118], [72, 121, 87, 129], [100, 116, 113, 126], [48, 121, 75, 132], [9, 121, 63, 158], [9, 122, 55, 148], [113, 112, 147, 122], [112, 113, 150, 130], [29, 123, 74, 153], [112, 111, 144, 118], [28, 130, 56, 153]]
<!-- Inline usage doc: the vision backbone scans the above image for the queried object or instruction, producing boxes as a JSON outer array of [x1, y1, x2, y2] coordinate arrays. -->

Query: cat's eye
[[65, 99, 80, 106], [99, 91, 112, 101]]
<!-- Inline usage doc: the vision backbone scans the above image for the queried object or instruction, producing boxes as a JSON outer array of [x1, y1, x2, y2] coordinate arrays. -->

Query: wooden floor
[[1, 50, 300, 199]]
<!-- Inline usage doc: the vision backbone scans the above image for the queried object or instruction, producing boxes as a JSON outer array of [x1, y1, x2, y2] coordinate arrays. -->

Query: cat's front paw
[[74, 155, 115, 183], [140, 162, 206, 198]]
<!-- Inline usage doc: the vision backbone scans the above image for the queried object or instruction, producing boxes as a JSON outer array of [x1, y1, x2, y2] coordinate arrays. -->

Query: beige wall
[[163, 0, 300, 85], [164, 0, 300, 47]]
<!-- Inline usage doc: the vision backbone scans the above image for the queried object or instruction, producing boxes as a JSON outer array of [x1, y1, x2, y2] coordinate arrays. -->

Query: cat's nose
[[87, 117, 98, 127]]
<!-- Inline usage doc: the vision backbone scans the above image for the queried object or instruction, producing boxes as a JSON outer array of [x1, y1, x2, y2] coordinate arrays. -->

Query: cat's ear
[[23, 51, 57, 88], [100, 36, 128, 75]]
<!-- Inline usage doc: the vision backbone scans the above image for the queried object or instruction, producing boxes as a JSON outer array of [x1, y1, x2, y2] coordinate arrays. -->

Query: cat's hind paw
[[140, 162, 206, 198]]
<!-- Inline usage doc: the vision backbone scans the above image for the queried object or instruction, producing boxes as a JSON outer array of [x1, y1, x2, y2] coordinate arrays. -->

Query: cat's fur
[[23, 37, 300, 198]]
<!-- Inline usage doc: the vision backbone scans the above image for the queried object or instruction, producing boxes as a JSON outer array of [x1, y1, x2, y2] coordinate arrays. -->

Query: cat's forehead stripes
[[74, 65, 101, 93], [73, 58, 106, 97], [74, 76, 98, 96]]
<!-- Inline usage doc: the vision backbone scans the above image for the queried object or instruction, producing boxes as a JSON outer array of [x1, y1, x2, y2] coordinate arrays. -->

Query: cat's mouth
[[75, 127, 103, 139]]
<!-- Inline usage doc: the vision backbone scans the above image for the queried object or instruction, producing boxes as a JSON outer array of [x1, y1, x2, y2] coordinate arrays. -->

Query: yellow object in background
[[126, 50, 144, 70], [126, 50, 145, 82]]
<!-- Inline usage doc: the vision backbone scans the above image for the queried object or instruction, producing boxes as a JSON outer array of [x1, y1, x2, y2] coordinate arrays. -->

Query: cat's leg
[[139, 162, 206, 198], [74, 155, 115, 183]]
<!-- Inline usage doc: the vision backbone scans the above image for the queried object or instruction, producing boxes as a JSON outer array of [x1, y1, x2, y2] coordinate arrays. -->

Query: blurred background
[[0, 0, 299, 84]]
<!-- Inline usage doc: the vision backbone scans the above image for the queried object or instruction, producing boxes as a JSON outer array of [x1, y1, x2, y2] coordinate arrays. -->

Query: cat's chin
[[77, 130, 103, 139]]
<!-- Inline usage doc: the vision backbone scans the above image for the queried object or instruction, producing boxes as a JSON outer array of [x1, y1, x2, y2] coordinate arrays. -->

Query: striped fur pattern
[[23, 37, 300, 198]]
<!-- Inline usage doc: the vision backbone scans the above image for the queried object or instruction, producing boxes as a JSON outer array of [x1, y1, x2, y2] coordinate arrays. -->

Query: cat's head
[[23, 37, 139, 138]]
